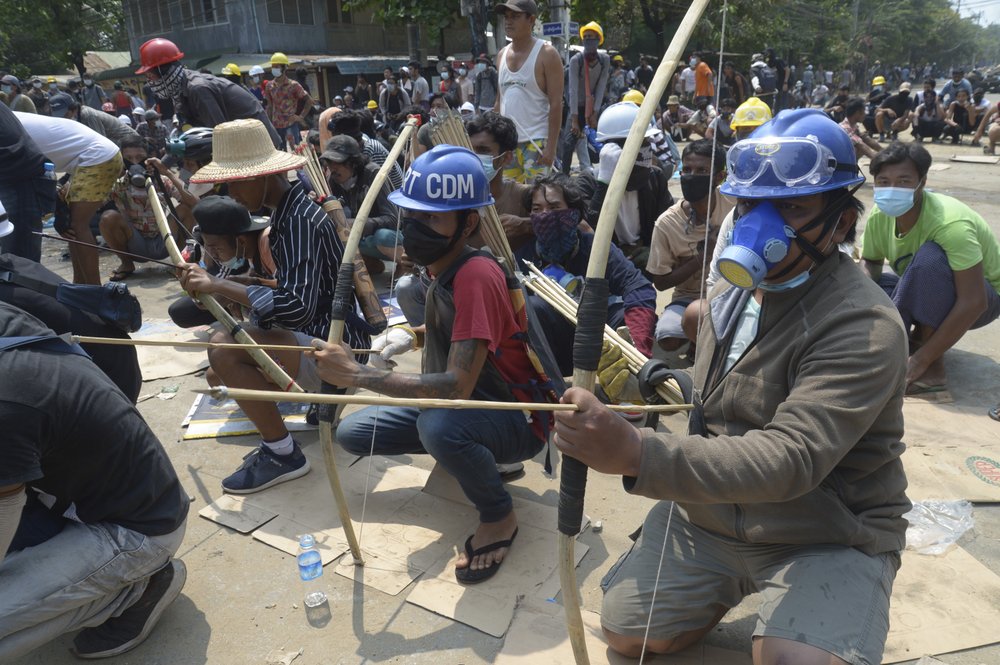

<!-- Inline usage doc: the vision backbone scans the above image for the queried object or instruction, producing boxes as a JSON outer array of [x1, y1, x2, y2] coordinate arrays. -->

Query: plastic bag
[[904, 499, 974, 556]]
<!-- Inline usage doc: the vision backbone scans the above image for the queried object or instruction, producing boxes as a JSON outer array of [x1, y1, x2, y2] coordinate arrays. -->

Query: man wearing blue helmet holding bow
[[310, 144, 552, 584], [552, 109, 911, 664]]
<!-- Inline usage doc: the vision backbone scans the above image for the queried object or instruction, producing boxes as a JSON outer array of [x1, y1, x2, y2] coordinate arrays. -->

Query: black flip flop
[[454, 527, 518, 585]]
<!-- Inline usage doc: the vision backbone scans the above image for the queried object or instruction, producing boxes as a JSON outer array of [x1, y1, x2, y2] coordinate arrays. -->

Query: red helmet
[[135, 38, 184, 75]]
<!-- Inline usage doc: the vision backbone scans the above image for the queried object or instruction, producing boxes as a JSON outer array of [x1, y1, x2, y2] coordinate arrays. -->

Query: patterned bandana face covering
[[531, 208, 581, 263], [149, 63, 186, 101]]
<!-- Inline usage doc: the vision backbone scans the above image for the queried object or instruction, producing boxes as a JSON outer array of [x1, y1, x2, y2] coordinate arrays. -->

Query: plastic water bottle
[[297, 534, 326, 606], [42, 162, 56, 228]]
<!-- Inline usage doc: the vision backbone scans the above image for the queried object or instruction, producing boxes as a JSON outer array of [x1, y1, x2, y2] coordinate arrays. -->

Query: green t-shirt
[[861, 190, 1000, 293]]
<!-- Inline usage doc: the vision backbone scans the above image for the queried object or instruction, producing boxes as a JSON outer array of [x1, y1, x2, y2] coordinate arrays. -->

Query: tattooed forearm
[[352, 339, 485, 399], [354, 366, 461, 399]]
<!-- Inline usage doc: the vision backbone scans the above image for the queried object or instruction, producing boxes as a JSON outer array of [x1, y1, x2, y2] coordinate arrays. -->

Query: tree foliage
[[569, 0, 998, 73], [0, 0, 126, 78]]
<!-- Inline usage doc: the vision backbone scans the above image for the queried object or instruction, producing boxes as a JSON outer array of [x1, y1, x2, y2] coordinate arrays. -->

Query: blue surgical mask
[[758, 269, 812, 292], [475, 63, 486, 74], [221, 255, 246, 272], [478, 153, 500, 182], [271, 67, 284, 78], [873, 186, 916, 217], [441, 71, 450, 80], [716, 201, 796, 290]]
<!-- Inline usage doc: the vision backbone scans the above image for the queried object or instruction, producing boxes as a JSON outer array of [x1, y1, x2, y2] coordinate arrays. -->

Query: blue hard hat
[[388, 144, 495, 213], [720, 109, 864, 200]]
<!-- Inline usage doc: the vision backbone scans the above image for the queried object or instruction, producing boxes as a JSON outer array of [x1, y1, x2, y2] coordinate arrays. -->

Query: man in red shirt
[[692, 51, 715, 107], [263, 52, 315, 147], [311, 145, 549, 584]]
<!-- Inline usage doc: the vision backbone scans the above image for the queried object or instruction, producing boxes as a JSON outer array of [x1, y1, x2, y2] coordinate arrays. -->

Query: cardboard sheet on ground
[[240, 448, 447, 594], [901, 402, 1000, 502], [407, 519, 590, 638], [198, 495, 277, 533], [883, 546, 1000, 662], [252, 515, 348, 564], [133, 319, 211, 381], [949, 154, 1000, 164], [496, 600, 752, 664], [182, 393, 316, 440]]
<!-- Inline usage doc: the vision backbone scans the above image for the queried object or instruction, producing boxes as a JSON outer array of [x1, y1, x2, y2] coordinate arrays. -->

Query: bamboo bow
[[321, 117, 420, 565], [557, 3, 711, 662]]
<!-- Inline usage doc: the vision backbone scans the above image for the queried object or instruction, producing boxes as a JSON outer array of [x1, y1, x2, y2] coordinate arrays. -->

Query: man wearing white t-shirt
[[493, 0, 563, 183], [15, 111, 122, 285]]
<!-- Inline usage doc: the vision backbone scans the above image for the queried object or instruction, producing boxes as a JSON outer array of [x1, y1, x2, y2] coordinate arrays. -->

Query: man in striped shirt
[[180, 119, 369, 494]]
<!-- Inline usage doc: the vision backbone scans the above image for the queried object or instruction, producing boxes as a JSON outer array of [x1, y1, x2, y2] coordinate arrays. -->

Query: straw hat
[[190, 119, 305, 183]]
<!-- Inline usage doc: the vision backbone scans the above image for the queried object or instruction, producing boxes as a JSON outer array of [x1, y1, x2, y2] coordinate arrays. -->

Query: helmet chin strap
[[766, 184, 861, 283]]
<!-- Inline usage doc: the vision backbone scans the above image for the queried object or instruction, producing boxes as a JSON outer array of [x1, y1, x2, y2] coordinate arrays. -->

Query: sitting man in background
[[646, 139, 732, 354], [839, 97, 882, 159], [862, 141, 1000, 395]]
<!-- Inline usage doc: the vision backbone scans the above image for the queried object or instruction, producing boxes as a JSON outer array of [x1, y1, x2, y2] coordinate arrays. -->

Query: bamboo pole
[[70, 335, 373, 354], [558, 3, 712, 662], [146, 180, 303, 394], [197, 387, 693, 413]]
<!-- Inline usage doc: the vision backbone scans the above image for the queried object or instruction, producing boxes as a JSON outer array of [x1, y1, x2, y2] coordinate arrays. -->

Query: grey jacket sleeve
[[626, 298, 907, 505]]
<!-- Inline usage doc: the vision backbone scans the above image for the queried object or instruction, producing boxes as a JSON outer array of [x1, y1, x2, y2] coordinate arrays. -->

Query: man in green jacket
[[554, 110, 910, 665]]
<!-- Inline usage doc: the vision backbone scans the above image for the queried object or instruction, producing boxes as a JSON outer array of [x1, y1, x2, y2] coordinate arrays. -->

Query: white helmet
[[596, 102, 658, 142], [249, 65, 265, 76]]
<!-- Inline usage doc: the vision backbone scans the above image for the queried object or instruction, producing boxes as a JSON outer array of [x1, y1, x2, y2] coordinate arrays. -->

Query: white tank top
[[499, 38, 550, 143]]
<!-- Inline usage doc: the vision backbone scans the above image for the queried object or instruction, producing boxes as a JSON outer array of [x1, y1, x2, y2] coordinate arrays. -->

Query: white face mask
[[441, 71, 450, 80], [458, 68, 467, 76], [32, 81, 42, 89], [84, 79, 93, 86], [251, 76, 260, 85], [49, 83, 58, 90], [474, 63, 486, 74], [271, 67, 283, 78]]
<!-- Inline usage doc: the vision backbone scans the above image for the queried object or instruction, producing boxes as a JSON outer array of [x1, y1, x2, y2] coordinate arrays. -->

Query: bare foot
[[455, 511, 518, 574]]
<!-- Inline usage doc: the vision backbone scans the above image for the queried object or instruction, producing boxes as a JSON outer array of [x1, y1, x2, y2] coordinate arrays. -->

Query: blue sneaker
[[222, 442, 311, 494]]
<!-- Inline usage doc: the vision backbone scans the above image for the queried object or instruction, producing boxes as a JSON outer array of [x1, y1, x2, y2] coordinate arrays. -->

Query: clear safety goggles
[[726, 137, 853, 188]]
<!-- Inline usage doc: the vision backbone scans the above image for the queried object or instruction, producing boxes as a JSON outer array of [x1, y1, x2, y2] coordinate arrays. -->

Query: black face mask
[[626, 166, 650, 192], [680, 174, 711, 203], [402, 217, 462, 266]]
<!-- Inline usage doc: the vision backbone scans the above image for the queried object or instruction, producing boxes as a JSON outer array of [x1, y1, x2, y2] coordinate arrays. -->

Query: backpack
[[757, 64, 778, 93]]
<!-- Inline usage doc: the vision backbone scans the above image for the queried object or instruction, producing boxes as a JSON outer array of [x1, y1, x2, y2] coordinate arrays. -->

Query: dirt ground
[[7, 135, 1000, 665]]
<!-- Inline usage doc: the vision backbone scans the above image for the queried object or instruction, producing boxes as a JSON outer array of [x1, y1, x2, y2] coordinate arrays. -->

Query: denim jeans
[[358, 228, 403, 259], [0, 513, 186, 660], [336, 406, 544, 522], [276, 122, 303, 146], [0, 175, 57, 262]]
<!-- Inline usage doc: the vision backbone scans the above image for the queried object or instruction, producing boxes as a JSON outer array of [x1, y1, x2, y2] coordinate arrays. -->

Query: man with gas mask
[[177, 119, 369, 495], [312, 145, 551, 584], [135, 38, 281, 149], [587, 101, 674, 273], [552, 109, 910, 665]]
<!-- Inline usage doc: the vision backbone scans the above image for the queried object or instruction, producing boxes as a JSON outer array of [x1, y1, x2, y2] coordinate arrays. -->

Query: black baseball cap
[[320, 135, 362, 164], [495, 0, 538, 15], [193, 196, 269, 235]]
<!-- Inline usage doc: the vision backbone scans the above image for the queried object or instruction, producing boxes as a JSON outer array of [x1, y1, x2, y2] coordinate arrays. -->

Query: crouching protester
[[311, 145, 553, 584], [861, 141, 1000, 397], [553, 110, 911, 664], [516, 173, 656, 381], [0, 301, 188, 660], [178, 119, 369, 494]]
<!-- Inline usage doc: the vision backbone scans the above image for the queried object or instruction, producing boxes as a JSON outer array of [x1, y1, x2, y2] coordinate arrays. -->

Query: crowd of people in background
[[2, 3, 1000, 662]]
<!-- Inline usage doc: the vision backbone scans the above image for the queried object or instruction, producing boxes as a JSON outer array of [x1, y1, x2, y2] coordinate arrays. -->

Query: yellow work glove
[[597, 340, 633, 403]]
